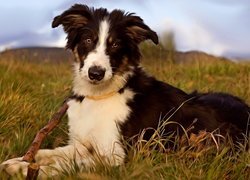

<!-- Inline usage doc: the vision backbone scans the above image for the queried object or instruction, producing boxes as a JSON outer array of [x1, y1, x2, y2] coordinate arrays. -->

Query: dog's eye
[[112, 42, 119, 49], [85, 38, 92, 44]]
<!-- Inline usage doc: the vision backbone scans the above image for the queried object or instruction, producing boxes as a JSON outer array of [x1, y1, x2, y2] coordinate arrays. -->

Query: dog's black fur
[[121, 69, 249, 145]]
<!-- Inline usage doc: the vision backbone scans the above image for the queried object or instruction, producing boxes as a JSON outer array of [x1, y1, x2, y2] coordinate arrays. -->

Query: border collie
[[1, 4, 249, 177]]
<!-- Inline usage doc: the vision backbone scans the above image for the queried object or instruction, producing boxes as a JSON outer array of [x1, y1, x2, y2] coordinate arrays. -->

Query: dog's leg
[[0, 144, 94, 178]]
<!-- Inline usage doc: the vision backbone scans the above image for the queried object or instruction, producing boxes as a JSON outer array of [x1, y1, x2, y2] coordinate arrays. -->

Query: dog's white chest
[[67, 89, 134, 156]]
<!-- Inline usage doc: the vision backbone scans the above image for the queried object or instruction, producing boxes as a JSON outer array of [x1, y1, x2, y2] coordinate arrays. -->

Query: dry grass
[[0, 56, 249, 179]]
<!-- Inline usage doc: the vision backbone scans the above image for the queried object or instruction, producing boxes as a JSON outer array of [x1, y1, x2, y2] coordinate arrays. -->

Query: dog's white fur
[[0, 19, 134, 177], [1, 89, 134, 177]]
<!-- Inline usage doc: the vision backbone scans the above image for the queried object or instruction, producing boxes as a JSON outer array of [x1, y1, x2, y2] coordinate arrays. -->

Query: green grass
[[0, 58, 249, 179]]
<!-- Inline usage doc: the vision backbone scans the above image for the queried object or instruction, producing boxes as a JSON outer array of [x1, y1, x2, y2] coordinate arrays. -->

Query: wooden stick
[[23, 101, 69, 179], [26, 163, 40, 180]]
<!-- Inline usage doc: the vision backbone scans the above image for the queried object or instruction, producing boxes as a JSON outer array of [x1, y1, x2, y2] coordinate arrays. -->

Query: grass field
[[0, 56, 249, 179]]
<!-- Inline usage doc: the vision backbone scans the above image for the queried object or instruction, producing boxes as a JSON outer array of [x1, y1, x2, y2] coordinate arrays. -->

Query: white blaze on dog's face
[[79, 20, 112, 84], [52, 4, 158, 96]]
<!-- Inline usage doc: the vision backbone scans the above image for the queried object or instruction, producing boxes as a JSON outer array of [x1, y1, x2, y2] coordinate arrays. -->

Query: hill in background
[[0, 46, 233, 64], [0, 47, 72, 63]]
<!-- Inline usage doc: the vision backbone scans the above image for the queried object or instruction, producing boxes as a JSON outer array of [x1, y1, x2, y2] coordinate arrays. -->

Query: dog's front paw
[[0, 157, 29, 176]]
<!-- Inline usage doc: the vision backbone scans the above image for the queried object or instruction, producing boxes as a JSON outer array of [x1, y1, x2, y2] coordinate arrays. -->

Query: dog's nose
[[88, 66, 105, 81]]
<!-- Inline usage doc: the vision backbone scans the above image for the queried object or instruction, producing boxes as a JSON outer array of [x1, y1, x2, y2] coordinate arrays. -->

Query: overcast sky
[[0, 0, 249, 59]]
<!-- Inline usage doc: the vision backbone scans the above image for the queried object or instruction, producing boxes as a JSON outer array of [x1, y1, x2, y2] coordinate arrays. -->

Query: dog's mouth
[[88, 79, 104, 85]]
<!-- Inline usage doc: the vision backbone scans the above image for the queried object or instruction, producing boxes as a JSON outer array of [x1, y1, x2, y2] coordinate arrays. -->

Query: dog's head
[[52, 4, 158, 95]]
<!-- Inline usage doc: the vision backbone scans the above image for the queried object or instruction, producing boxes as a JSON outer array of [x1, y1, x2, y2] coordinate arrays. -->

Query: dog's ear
[[52, 4, 92, 32], [124, 14, 158, 45]]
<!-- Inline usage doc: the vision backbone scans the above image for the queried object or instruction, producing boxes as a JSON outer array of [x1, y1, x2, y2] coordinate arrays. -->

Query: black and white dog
[[1, 4, 249, 177]]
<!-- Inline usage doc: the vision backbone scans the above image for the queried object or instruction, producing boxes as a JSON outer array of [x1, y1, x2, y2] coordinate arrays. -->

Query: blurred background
[[0, 0, 249, 61]]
